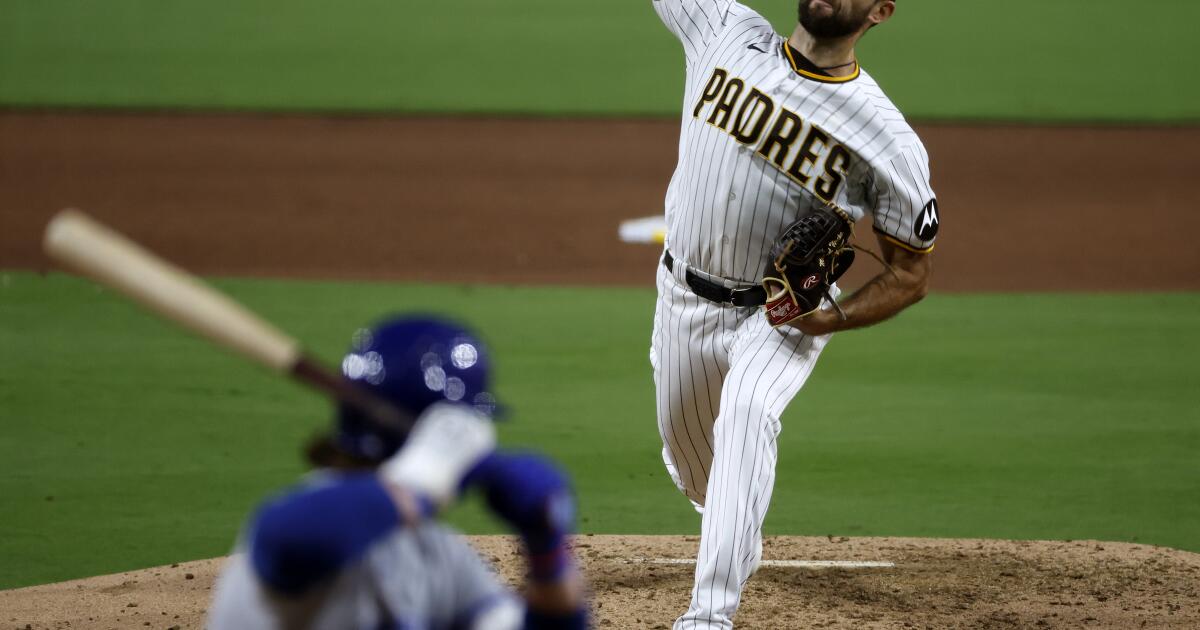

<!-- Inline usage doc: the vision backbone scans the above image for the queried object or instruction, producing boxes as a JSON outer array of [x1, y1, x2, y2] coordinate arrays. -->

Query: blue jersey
[[207, 473, 523, 630]]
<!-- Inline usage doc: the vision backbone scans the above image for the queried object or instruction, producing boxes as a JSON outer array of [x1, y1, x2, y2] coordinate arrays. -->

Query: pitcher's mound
[[2, 535, 1197, 629]]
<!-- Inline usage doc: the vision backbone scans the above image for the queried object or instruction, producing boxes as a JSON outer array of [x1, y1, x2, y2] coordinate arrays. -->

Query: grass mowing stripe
[[0, 1, 1197, 121], [0, 272, 1197, 589]]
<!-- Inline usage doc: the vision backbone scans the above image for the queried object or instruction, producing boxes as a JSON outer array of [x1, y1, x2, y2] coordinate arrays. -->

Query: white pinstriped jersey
[[653, 0, 939, 284]]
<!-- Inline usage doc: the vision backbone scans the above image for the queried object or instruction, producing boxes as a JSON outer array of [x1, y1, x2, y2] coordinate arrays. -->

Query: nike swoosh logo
[[747, 44, 766, 53]]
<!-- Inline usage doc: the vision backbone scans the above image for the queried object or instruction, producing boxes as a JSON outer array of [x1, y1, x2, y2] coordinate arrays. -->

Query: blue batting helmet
[[335, 315, 498, 461]]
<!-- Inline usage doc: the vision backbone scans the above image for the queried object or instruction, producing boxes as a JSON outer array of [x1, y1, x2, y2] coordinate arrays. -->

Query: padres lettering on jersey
[[691, 64, 853, 204], [654, 0, 938, 283]]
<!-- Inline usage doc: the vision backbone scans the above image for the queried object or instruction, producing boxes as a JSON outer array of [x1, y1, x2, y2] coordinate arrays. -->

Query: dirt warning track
[[2, 112, 1198, 291]]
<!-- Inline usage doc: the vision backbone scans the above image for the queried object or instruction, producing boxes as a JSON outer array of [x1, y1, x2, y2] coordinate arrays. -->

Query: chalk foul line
[[626, 557, 895, 569]]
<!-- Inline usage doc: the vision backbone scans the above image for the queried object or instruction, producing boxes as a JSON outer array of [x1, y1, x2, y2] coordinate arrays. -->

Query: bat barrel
[[43, 209, 301, 372], [42, 209, 415, 435]]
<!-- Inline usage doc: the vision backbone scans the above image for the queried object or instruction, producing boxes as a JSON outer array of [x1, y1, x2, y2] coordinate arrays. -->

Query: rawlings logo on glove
[[761, 205, 855, 328]]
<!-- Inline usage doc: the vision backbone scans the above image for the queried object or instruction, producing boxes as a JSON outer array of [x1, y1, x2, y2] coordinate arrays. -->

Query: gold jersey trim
[[874, 228, 936, 254], [782, 42, 861, 84]]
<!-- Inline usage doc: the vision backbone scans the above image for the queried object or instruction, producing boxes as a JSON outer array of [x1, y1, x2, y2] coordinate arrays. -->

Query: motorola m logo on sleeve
[[915, 199, 939, 241]]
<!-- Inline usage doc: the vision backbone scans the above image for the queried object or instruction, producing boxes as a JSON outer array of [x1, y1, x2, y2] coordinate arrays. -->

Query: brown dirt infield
[[2, 536, 1198, 629], [2, 113, 1199, 628], [2, 112, 1198, 290]]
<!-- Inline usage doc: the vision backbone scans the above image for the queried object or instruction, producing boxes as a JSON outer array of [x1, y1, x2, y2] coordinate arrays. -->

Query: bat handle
[[290, 356, 414, 434]]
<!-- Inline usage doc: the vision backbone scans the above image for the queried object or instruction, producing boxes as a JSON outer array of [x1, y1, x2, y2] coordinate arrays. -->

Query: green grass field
[[2, 0, 1198, 121], [1, 271, 1197, 589]]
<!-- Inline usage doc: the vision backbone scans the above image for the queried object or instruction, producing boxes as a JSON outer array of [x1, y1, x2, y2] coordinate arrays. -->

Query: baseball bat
[[42, 209, 412, 433]]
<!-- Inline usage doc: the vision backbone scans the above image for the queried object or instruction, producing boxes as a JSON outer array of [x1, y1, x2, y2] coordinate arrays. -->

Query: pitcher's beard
[[797, 0, 869, 39]]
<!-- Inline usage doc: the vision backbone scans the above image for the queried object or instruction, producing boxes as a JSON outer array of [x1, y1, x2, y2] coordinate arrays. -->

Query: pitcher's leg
[[676, 317, 831, 630], [651, 264, 730, 507]]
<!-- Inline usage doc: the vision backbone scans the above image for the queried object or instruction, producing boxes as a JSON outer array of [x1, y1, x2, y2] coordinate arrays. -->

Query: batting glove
[[378, 402, 496, 507]]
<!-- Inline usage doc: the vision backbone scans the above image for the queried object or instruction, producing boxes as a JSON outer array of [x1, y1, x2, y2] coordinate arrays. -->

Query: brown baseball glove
[[762, 204, 855, 328]]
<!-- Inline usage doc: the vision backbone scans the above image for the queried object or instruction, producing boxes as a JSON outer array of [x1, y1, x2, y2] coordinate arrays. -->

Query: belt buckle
[[730, 285, 764, 308]]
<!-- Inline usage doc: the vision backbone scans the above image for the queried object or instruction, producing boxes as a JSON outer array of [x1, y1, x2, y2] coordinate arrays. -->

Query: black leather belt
[[663, 251, 767, 307]]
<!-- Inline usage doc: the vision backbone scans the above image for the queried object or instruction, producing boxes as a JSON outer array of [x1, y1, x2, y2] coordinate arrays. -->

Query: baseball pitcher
[[649, 1, 938, 627], [207, 316, 589, 630]]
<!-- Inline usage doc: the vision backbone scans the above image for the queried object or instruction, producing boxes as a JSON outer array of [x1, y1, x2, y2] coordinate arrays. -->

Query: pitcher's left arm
[[789, 234, 930, 336]]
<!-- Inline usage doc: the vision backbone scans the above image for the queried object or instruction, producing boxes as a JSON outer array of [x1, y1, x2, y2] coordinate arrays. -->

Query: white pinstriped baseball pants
[[651, 260, 833, 630]]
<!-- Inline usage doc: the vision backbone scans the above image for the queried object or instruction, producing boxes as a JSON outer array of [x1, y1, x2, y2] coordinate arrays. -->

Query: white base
[[618, 216, 667, 244]]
